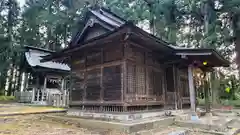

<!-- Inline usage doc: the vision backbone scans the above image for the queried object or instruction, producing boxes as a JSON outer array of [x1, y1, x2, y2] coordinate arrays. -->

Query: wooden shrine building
[[16, 46, 70, 106], [43, 7, 229, 112]]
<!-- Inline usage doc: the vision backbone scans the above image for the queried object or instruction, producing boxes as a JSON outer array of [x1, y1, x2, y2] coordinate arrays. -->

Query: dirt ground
[[0, 115, 100, 135], [0, 115, 216, 135], [0, 104, 65, 115], [0, 104, 231, 135]]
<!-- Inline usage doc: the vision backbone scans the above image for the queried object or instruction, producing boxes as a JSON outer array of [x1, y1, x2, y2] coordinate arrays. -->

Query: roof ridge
[[99, 9, 124, 25], [24, 45, 55, 53], [100, 7, 127, 23]]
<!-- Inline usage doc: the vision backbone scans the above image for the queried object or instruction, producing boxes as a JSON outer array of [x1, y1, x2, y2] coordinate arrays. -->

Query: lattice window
[[127, 63, 136, 94], [103, 65, 122, 101], [86, 69, 101, 100], [147, 68, 154, 95], [136, 65, 146, 95]]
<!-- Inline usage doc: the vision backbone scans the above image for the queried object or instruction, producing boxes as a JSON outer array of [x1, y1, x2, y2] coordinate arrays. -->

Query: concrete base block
[[67, 110, 169, 121], [42, 115, 175, 134]]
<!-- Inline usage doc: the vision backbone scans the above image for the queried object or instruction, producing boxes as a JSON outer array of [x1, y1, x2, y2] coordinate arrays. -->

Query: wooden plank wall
[[70, 44, 123, 104], [179, 69, 189, 97], [178, 68, 190, 105], [124, 44, 165, 104], [69, 41, 190, 111]]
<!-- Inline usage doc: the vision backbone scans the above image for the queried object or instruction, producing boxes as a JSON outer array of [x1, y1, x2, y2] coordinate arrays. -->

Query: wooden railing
[[15, 89, 69, 107], [49, 91, 69, 107]]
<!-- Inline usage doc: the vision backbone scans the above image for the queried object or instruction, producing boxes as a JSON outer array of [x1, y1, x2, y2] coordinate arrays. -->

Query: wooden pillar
[[173, 65, 178, 110], [42, 76, 47, 102], [123, 61, 127, 102], [123, 43, 128, 111], [83, 52, 87, 104], [100, 48, 104, 103], [175, 68, 181, 110], [36, 75, 40, 101], [69, 72, 72, 105], [144, 52, 148, 110], [188, 65, 196, 112], [61, 77, 65, 106], [61, 77, 65, 91], [25, 73, 30, 90], [100, 67, 103, 102], [69, 58, 73, 106], [20, 72, 25, 92], [44, 76, 47, 91], [204, 72, 210, 113], [32, 88, 35, 102]]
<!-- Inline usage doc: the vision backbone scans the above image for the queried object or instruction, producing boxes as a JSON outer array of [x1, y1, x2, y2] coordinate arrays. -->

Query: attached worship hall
[[43, 6, 229, 112]]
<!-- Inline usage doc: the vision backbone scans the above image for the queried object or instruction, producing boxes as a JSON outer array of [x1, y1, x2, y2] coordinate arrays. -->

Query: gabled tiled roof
[[89, 8, 125, 28], [71, 7, 126, 46], [43, 7, 230, 67], [24, 46, 70, 71]]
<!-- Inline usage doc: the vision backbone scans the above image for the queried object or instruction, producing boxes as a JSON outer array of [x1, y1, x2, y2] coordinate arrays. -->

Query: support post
[[25, 73, 30, 90], [69, 65, 73, 106], [37, 89, 40, 102], [188, 65, 196, 112], [100, 48, 104, 104], [61, 77, 66, 106], [43, 76, 47, 101], [60, 77, 64, 106], [123, 43, 128, 112], [173, 66, 178, 110], [144, 52, 148, 110], [36, 76, 40, 101], [32, 88, 35, 102], [61, 77, 64, 91], [20, 72, 25, 92], [204, 72, 211, 113]]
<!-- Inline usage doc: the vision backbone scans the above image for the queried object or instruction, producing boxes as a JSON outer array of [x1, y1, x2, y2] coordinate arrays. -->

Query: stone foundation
[[43, 114, 175, 134], [67, 109, 187, 121]]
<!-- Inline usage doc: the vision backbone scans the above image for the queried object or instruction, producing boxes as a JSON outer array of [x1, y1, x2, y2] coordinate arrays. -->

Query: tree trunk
[[11, 66, 17, 94], [6, 0, 14, 96], [7, 65, 14, 96], [0, 69, 7, 95]]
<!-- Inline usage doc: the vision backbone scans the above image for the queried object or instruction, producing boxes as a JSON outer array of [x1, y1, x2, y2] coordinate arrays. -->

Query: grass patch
[[197, 98, 205, 106], [0, 96, 15, 102], [197, 98, 240, 107], [221, 100, 240, 107]]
